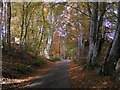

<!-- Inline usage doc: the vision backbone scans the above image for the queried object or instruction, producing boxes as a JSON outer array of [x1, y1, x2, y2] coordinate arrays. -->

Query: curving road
[[23, 60, 71, 88]]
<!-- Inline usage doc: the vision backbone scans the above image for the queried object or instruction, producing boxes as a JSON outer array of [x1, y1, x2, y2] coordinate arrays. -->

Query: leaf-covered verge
[[68, 61, 120, 88]]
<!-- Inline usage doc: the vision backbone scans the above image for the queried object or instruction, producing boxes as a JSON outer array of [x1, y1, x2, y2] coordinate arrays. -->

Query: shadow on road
[[23, 60, 71, 88]]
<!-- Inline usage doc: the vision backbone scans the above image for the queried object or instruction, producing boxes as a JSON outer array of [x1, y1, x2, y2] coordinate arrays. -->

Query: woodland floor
[[68, 61, 120, 88]]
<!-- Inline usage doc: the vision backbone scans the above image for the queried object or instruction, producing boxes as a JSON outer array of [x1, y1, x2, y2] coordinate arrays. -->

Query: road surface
[[23, 60, 71, 88]]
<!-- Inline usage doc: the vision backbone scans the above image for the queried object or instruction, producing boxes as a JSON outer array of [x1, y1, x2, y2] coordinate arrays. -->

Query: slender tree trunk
[[77, 3, 83, 61], [49, 32, 55, 56], [2, 2, 6, 49], [35, 4, 45, 57], [0, 1, 2, 55], [100, 2, 120, 75], [2, 2, 7, 49], [0, 1, 2, 78], [7, 2, 11, 52], [43, 35, 48, 55], [20, 2, 25, 54], [0, 1, 2, 30], [47, 11, 56, 57], [18, 2, 25, 60], [36, 26, 45, 57]]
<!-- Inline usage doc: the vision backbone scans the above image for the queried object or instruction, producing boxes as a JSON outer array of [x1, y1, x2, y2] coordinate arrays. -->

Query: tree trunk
[[0, 1, 2, 54], [2, 2, 7, 49], [47, 10, 56, 58], [86, 2, 98, 69], [86, 3, 107, 69], [20, 2, 25, 43], [77, 3, 84, 61], [91, 3, 106, 68], [7, 2, 11, 52], [100, 2, 120, 75], [18, 2, 25, 60], [0, 1, 2, 30], [35, 26, 45, 57], [35, 4, 45, 57]]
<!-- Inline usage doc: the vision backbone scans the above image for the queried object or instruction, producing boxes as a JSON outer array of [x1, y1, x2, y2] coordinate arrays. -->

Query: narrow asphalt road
[[23, 60, 71, 88]]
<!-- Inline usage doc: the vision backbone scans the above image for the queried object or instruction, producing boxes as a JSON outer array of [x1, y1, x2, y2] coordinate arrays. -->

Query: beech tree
[[86, 2, 110, 69], [100, 1, 120, 75], [87, 2, 99, 69]]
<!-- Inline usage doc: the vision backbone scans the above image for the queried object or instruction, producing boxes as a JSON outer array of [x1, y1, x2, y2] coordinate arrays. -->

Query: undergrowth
[[51, 56, 61, 62], [2, 48, 48, 78]]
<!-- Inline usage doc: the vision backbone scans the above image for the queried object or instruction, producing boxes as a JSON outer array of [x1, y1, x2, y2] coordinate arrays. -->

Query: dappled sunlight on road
[[2, 76, 43, 85], [24, 82, 43, 88]]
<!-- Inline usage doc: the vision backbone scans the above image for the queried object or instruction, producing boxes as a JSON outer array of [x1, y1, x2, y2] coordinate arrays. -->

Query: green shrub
[[16, 64, 32, 73], [38, 55, 47, 61], [32, 60, 43, 67], [32, 56, 46, 67], [51, 56, 61, 62]]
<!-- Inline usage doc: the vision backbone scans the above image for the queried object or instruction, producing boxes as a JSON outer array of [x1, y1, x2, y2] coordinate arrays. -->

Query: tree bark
[[86, 2, 98, 69], [100, 2, 120, 75], [0, 1, 2, 53], [2, 2, 7, 49], [7, 2, 11, 52], [35, 4, 45, 57], [0, 1, 2, 30], [20, 2, 25, 54], [91, 2, 106, 68], [77, 3, 84, 61], [86, 3, 107, 69], [47, 10, 56, 58]]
